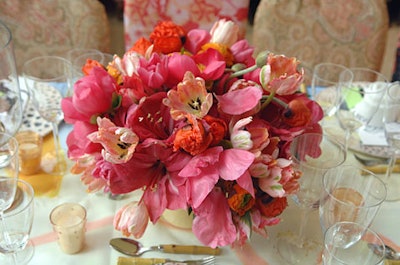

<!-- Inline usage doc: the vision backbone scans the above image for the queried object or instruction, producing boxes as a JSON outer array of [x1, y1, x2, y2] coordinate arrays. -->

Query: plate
[[19, 89, 55, 137], [324, 124, 392, 159]]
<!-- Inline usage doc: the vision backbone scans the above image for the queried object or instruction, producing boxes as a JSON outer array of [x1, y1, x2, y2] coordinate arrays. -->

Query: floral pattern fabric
[[123, 0, 250, 51], [0, 0, 111, 73], [252, 0, 389, 85]]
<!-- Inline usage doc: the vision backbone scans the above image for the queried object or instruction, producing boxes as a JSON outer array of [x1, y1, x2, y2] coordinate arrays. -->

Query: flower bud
[[231, 63, 247, 72], [255, 50, 270, 68]]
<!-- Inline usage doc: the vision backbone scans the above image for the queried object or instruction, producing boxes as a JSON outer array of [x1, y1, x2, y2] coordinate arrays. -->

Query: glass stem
[[296, 208, 311, 248], [344, 129, 351, 152], [51, 121, 61, 165], [385, 149, 400, 180]]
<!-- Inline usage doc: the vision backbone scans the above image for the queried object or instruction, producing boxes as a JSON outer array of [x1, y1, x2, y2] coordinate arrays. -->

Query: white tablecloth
[[23, 123, 400, 265]]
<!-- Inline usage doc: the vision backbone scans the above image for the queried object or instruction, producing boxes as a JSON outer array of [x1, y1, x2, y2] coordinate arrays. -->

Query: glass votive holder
[[49, 203, 87, 254], [15, 130, 43, 175]]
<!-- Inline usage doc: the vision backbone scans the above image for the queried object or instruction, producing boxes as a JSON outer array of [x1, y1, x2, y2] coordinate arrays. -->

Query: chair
[[252, 0, 389, 85], [123, 0, 250, 51], [0, 0, 111, 73]]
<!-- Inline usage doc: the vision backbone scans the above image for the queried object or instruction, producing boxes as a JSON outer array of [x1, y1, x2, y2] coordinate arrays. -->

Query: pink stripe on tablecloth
[[32, 215, 114, 246]]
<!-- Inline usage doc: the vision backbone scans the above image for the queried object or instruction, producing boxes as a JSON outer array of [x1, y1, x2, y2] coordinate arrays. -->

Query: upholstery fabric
[[123, 0, 250, 51], [252, 0, 389, 85], [0, 0, 111, 73]]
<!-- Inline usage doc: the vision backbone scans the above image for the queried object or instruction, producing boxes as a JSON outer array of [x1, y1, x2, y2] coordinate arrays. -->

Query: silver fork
[[154, 255, 215, 265]]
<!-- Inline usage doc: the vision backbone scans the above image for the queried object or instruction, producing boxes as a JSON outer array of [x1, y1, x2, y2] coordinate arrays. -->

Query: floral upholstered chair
[[252, 0, 389, 85], [123, 0, 250, 51], [0, 0, 111, 73]]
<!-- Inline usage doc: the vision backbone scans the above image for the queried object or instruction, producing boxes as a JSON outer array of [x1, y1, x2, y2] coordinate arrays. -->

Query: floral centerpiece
[[62, 19, 323, 248]]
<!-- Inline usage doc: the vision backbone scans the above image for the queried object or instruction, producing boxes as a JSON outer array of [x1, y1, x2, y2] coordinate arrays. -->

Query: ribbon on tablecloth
[[231, 242, 270, 265], [31, 215, 114, 246]]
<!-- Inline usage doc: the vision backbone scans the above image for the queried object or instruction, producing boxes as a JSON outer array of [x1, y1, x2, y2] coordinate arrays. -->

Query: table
[[23, 123, 400, 265]]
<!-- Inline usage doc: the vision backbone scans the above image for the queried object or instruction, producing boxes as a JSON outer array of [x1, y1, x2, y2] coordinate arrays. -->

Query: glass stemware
[[277, 133, 346, 265], [0, 179, 35, 265], [319, 164, 387, 236], [0, 20, 23, 138], [322, 221, 385, 265], [0, 133, 19, 213], [22, 55, 72, 175], [382, 82, 400, 201], [336, 68, 388, 151], [311, 63, 353, 121]]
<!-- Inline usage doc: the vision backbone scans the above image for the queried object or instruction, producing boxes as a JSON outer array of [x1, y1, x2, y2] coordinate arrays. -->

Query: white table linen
[[25, 123, 400, 265]]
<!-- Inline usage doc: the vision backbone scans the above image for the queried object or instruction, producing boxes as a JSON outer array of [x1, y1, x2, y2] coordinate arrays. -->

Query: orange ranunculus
[[201, 42, 234, 66], [203, 115, 228, 146], [150, 21, 186, 54], [128, 37, 152, 56], [173, 115, 213, 156], [82, 59, 104, 76], [256, 195, 287, 217], [282, 99, 312, 127], [227, 184, 255, 216]]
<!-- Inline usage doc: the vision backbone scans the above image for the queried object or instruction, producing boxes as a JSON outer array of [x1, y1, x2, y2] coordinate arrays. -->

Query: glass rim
[[290, 132, 347, 169], [0, 20, 12, 51], [22, 55, 72, 82], [322, 164, 388, 206], [3, 179, 34, 218]]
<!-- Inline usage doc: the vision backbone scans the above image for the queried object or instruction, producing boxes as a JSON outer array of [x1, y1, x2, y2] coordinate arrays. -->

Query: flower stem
[[260, 92, 276, 110], [229, 65, 258, 79]]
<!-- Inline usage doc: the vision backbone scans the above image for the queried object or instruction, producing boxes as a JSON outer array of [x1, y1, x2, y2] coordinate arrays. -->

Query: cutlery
[[117, 256, 215, 265], [369, 243, 400, 261], [110, 238, 221, 257], [354, 153, 400, 174]]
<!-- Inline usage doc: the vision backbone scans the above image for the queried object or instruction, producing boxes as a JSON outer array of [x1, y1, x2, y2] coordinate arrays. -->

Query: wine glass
[[311, 63, 353, 121], [319, 164, 386, 237], [22, 55, 72, 175], [0, 20, 23, 138], [382, 81, 400, 201], [277, 132, 346, 265], [322, 221, 385, 265], [0, 133, 19, 211], [0, 179, 35, 265], [335, 68, 388, 152]]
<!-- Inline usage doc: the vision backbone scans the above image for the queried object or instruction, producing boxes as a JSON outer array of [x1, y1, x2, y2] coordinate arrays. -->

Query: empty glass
[[322, 222, 385, 265], [0, 20, 23, 138]]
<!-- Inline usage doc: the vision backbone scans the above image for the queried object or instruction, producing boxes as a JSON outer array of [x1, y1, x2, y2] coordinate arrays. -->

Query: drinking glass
[[0, 133, 19, 214], [277, 133, 346, 265], [0, 179, 34, 265], [322, 221, 385, 265], [382, 81, 400, 201], [312, 63, 353, 120], [336, 68, 388, 151], [0, 20, 23, 138], [22, 56, 72, 175], [319, 165, 386, 235]]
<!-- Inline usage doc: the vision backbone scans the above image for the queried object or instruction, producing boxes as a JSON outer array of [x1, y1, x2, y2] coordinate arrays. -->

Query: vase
[[160, 209, 193, 231]]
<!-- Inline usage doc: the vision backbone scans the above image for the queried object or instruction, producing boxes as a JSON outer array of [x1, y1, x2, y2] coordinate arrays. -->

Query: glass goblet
[[319, 165, 387, 235], [322, 221, 385, 265], [22, 55, 73, 175], [382, 81, 400, 201], [277, 132, 346, 265], [335, 68, 388, 152], [0, 132, 19, 214], [0, 20, 23, 138], [0, 179, 34, 265], [312, 63, 353, 120]]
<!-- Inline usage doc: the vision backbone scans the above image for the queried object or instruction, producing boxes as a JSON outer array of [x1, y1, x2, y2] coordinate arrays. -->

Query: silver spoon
[[368, 243, 400, 260], [109, 238, 221, 256]]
